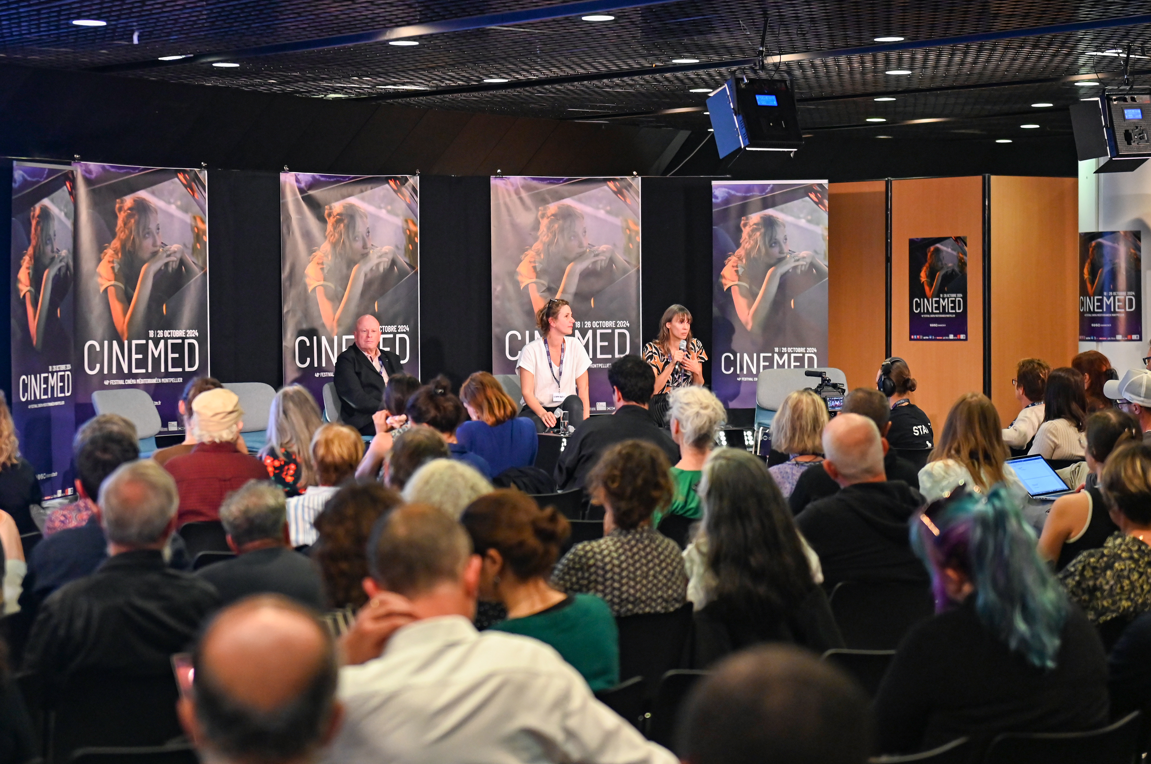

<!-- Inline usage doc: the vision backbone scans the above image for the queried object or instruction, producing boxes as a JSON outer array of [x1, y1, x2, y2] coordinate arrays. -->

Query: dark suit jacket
[[333, 345, 404, 435], [196, 546, 325, 609], [554, 404, 679, 491]]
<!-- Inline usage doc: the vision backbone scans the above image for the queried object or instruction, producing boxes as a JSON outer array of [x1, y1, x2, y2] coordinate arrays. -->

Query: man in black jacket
[[333, 314, 404, 435], [554, 355, 679, 491]]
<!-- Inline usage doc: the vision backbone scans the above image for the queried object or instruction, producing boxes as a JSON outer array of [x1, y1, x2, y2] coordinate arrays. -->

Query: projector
[[707, 77, 804, 159]]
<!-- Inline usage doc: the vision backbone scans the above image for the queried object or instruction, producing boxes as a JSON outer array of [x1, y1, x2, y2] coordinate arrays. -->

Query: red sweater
[[164, 441, 270, 525]]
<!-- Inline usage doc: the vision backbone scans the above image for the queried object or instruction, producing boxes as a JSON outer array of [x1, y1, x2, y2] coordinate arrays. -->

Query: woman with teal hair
[[873, 486, 1108, 758]]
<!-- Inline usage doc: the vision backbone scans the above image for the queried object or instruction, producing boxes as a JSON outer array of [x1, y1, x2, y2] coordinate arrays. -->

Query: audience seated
[[324, 503, 676, 764], [259, 384, 324, 497], [879, 358, 934, 470], [179, 596, 343, 764], [286, 423, 363, 547], [0, 391, 43, 536], [401, 459, 493, 519], [406, 376, 493, 479], [553, 441, 687, 617], [1038, 409, 1137, 569], [679, 644, 870, 764], [1072, 349, 1114, 414], [767, 389, 828, 498], [0, 512, 22, 613], [1104, 369, 1151, 441], [795, 414, 930, 590], [1028, 367, 1087, 461], [789, 388, 921, 514], [48, 422, 139, 536], [458, 371, 539, 476], [1002, 358, 1050, 451], [555, 355, 679, 492], [165, 388, 270, 525], [873, 486, 1108, 758], [688, 449, 841, 668], [461, 490, 619, 691], [1106, 609, 1151, 718], [918, 392, 1023, 501], [151, 376, 241, 466], [24, 460, 220, 697], [379, 424, 450, 488], [655, 386, 726, 541], [197, 480, 325, 608], [380, 373, 421, 434]]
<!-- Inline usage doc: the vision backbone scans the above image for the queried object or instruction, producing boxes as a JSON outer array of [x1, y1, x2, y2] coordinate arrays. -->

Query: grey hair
[[219, 481, 287, 546], [193, 419, 241, 445], [99, 460, 178, 547], [73, 413, 137, 452], [401, 460, 493, 520], [669, 386, 727, 449]]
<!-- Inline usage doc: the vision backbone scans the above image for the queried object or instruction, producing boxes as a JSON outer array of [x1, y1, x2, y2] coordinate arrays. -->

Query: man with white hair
[[334, 314, 405, 436], [24, 460, 220, 697], [164, 387, 269, 525], [794, 413, 929, 590]]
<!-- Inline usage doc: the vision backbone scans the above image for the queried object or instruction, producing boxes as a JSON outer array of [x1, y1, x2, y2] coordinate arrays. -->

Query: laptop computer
[[1007, 455, 1076, 501]]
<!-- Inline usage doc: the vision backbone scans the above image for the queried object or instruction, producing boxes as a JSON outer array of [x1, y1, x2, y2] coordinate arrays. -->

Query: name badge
[[552, 393, 566, 403]]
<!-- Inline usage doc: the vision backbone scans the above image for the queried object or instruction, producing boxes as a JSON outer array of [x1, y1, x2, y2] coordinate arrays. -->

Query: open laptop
[[1007, 455, 1075, 501]]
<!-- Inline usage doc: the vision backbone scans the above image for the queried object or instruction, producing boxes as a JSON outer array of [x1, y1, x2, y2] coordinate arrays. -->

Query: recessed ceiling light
[[483, 77, 509, 83], [212, 62, 240, 68], [874, 97, 896, 102], [158, 54, 188, 61], [1075, 81, 1100, 86], [690, 88, 711, 93], [866, 117, 887, 122], [389, 40, 419, 46], [996, 139, 1013, 143], [1020, 123, 1039, 129], [1031, 102, 1053, 107], [886, 69, 912, 75], [71, 19, 106, 26], [672, 58, 699, 64], [267, 80, 277, 83], [582, 14, 615, 21], [876, 135, 893, 139], [874, 36, 904, 42]]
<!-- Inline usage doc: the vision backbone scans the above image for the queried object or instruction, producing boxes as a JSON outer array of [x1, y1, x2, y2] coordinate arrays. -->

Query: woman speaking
[[643, 304, 706, 424]]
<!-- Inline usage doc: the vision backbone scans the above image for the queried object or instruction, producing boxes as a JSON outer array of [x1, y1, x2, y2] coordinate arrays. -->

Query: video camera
[[805, 369, 846, 417]]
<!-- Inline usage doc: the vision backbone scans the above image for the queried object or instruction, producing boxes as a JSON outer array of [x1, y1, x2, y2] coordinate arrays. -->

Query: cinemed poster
[[1080, 231, 1141, 341], [74, 163, 209, 430], [281, 174, 419, 403], [10, 163, 76, 498], [909, 236, 968, 341], [491, 177, 641, 412], [711, 181, 828, 409]]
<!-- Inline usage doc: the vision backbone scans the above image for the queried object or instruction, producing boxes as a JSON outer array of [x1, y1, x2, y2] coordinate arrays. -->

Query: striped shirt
[[285, 485, 340, 548]]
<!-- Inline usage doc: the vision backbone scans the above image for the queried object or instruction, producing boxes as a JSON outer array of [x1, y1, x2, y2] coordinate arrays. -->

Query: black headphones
[[878, 357, 906, 397]]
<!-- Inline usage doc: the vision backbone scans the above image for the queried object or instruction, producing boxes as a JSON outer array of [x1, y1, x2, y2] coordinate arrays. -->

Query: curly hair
[[587, 440, 673, 529], [315, 200, 368, 266], [101, 196, 158, 265], [461, 490, 570, 580], [311, 481, 402, 609], [1101, 442, 1151, 526], [0, 391, 21, 469]]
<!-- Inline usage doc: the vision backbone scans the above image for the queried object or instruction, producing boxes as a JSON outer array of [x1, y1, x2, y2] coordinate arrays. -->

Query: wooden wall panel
[[827, 181, 887, 390]]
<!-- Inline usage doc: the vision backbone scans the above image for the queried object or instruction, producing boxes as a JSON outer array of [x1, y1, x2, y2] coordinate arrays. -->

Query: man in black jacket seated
[[554, 355, 679, 492], [788, 387, 921, 515], [334, 314, 405, 436], [794, 413, 929, 591]]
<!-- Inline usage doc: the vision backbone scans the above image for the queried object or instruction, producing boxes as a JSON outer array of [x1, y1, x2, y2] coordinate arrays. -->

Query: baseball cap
[[1104, 369, 1151, 407], [191, 388, 244, 433]]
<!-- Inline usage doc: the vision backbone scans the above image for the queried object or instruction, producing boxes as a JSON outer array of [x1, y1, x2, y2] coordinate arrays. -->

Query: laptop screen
[[1008, 456, 1070, 496]]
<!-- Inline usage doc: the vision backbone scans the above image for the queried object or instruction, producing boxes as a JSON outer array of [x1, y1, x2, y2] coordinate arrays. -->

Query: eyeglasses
[[1010, 379, 1017, 387], [1143, 356, 1151, 367]]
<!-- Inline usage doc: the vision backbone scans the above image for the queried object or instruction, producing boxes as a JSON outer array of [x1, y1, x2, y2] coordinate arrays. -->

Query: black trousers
[[519, 395, 584, 433]]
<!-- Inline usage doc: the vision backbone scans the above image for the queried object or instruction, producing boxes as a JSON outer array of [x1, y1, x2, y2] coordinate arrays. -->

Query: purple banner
[[1079, 231, 1142, 342], [909, 236, 968, 341]]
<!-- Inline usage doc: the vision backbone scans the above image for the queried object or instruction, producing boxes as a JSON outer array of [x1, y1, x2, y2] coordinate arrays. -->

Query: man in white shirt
[[325, 503, 677, 764], [1002, 358, 1049, 450]]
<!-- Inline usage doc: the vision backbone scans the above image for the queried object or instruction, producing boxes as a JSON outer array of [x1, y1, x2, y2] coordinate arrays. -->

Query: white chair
[[754, 367, 848, 430], [223, 382, 277, 455], [494, 374, 522, 405], [91, 389, 163, 457], [322, 382, 342, 424]]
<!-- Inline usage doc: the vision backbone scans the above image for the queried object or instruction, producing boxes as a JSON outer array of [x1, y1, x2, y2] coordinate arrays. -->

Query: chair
[[322, 382, 342, 424], [983, 710, 1142, 764], [531, 488, 584, 520], [561, 519, 603, 553], [616, 603, 694, 700], [821, 649, 897, 698], [15, 671, 46, 756], [656, 514, 695, 549], [594, 676, 645, 731], [828, 580, 934, 650], [91, 389, 163, 456], [20, 531, 42, 560], [494, 374, 522, 406], [191, 550, 235, 571], [493, 466, 556, 494], [646, 670, 710, 748], [869, 737, 971, 763], [69, 744, 198, 764], [175, 521, 229, 559], [224, 381, 276, 455], [534, 433, 566, 476]]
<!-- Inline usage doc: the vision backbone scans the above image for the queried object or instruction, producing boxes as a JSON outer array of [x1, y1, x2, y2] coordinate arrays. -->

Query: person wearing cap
[[164, 388, 270, 526], [1104, 369, 1151, 442]]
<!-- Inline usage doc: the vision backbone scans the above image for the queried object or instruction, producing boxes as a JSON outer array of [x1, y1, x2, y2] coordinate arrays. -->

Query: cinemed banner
[[1080, 231, 1142, 341], [281, 174, 419, 403], [909, 236, 968, 341], [711, 181, 829, 409], [491, 176, 641, 412], [11, 163, 76, 498], [74, 163, 210, 430]]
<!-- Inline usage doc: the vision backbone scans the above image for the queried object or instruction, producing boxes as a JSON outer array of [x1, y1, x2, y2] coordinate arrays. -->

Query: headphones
[[878, 357, 906, 397]]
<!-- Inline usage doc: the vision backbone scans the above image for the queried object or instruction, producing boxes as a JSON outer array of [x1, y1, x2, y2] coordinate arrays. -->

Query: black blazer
[[333, 345, 404, 435]]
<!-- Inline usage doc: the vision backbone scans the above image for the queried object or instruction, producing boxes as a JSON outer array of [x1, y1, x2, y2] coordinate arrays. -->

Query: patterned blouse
[[264, 449, 304, 497], [1059, 532, 1151, 626], [44, 497, 97, 536], [642, 338, 708, 395], [552, 526, 688, 617]]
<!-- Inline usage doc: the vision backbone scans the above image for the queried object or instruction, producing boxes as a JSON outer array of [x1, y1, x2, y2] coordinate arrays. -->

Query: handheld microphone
[[679, 339, 687, 352]]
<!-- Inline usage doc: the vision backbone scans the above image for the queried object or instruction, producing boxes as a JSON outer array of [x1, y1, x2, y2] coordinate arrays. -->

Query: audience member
[[0, 512, 22, 613], [919, 393, 1022, 502], [379, 424, 449, 489], [1104, 369, 1151, 440], [767, 389, 828, 498], [407, 376, 493, 479], [179, 596, 343, 764], [1038, 409, 1137, 569], [1002, 358, 1050, 450], [1028, 367, 1087, 461], [48, 429, 140, 536], [152, 376, 235, 466], [24, 461, 219, 696], [458, 371, 539, 476], [878, 358, 934, 470], [795, 414, 930, 590], [401, 459, 493, 519], [461, 490, 619, 691], [679, 645, 871, 764], [323, 504, 676, 764], [554, 355, 679, 491], [333, 314, 404, 436], [72, 412, 137, 452], [311, 481, 402, 613], [873, 486, 1108, 758], [259, 384, 324, 497], [1072, 349, 1114, 414], [689, 449, 841, 667], [380, 373, 421, 433], [0, 391, 43, 536], [655, 386, 726, 545], [1107, 609, 1151, 717], [197, 481, 325, 608], [165, 388, 269, 525], [553, 441, 687, 616], [286, 423, 363, 548], [788, 388, 921, 514]]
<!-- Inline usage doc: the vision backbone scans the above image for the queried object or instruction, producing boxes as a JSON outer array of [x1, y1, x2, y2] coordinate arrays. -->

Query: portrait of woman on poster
[[306, 200, 414, 337], [98, 195, 203, 343], [1083, 236, 1140, 299], [920, 243, 966, 300], [18, 204, 72, 351]]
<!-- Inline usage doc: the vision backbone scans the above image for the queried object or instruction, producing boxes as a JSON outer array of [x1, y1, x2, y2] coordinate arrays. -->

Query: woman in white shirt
[[1002, 358, 1049, 451], [1028, 367, 1087, 462], [919, 392, 1024, 502], [517, 298, 591, 433]]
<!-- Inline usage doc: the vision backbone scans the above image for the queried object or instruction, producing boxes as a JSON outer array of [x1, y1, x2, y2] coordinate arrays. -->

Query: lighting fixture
[[212, 62, 240, 68], [886, 69, 912, 75], [158, 54, 188, 61], [874, 97, 896, 102], [874, 36, 904, 42], [689, 88, 711, 93], [703, 111, 709, 114], [377, 85, 428, 90], [996, 139, 1012, 143], [1031, 102, 1053, 107], [672, 58, 699, 64], [326, 94, 348, 98], [483, 77, 510, 83], [389, 40, 419, 46], [1075, 81, 1100, 86], [71, 19, 106, 26], [1020, 124, 1039, 129], [581, 14, 614, 21], [866, 118, 886, 122], [876, 135, 893, 139]]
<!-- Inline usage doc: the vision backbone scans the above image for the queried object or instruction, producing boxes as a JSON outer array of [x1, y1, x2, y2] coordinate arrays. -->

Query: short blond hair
[[311, 424, 364, 486], [771, 389, 828, 456]]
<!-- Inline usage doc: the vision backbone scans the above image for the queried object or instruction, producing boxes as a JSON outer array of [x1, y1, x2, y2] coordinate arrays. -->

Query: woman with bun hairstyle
[[516, 298, 591, 433], [919, 393, 1023, 503], [407, 376, 493, 479], [458, 371, 538, 476], [1028, 367, 1088, 461], [461, 490, 619, 691], [878, 358, 934, 470]]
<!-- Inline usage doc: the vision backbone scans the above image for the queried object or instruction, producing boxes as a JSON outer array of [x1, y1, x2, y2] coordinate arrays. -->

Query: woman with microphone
[[643, 304, 707, 425]]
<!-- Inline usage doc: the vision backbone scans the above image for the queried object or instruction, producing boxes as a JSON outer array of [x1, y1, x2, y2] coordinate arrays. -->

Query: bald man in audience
[[794, 413, 930, 590], [180, 596, 343, 764]]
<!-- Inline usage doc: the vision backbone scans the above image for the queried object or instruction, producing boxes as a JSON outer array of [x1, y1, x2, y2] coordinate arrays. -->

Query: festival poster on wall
[[74, 163, 210, 430], [10, 163, 76, 498], [909, 236, 968, 341], [281, 174, 419, 403], [1079, 231, 1142, 341], [711, 181, 829, 409], [490, 176, 641, 412]]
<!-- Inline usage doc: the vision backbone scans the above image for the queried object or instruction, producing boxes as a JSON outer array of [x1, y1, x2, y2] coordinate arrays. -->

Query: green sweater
[[490, 593, 620, 691], [653, 467, 703, 528]]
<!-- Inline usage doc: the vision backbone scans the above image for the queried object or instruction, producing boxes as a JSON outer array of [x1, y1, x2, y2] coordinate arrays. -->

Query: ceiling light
[[582, 14, 615, 21], [876, 135, 893, 139], [377, 85, 428, 90], [389, 40, 419, 46], [874, 97, 896, 102], [1075, 81, 1100, 86], [866, 117, 887, 122], [71, 19, 106, 26], [1106, 48, 1123, 54], [483, 77, 509, 83], [707, 128, 714, 132], [886, 69, 912, 75], [212, 62, 239, 68], [672, 58, 699, 64], [996, 139, 1012, 143], [690, 88, 711, 93], [1031, 102, 1053, 107], [158, 54, 188, 61], [703, 111, 709, 114], [874, 36, 904, 42], [1020, 123, 1039, 129], [326, 94, 348, 99]]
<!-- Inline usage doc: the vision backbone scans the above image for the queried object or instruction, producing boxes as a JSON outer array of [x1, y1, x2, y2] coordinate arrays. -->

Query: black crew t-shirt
[[887, 402, 934, 453]]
